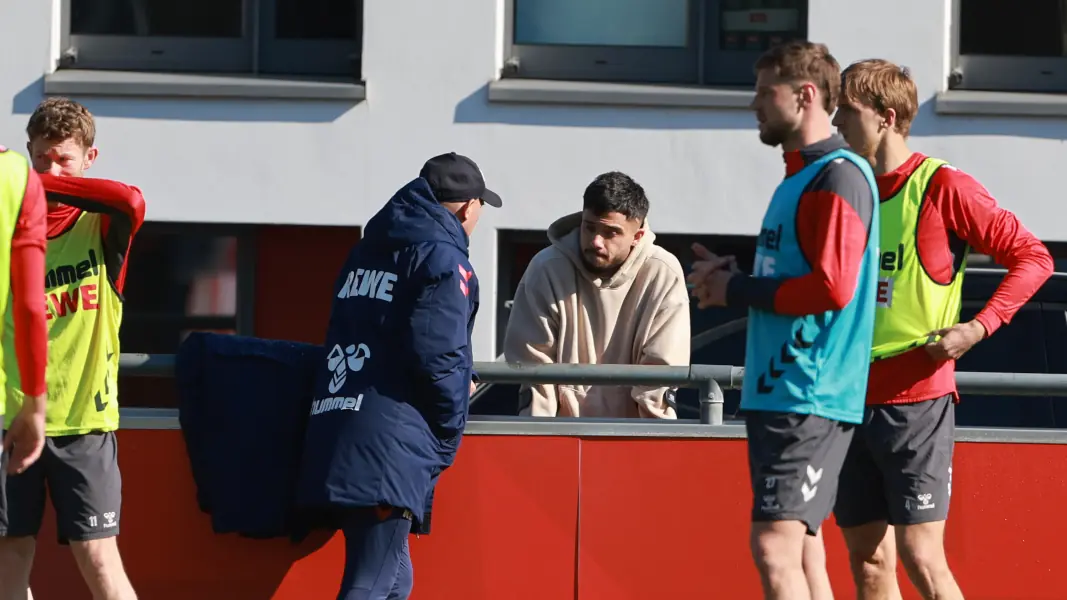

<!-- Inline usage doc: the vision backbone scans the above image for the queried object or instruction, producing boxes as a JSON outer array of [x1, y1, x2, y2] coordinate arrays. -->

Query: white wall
[[2, 0, 1065, 359]]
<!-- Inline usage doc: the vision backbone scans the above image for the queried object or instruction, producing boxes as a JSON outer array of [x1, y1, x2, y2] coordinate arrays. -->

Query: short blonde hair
[[754, 41, 841, 113], [26, 97, 96, 149], [841, 59, 919, 137]]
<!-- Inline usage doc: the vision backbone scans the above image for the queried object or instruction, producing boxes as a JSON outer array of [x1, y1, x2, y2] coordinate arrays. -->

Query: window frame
[[63, 0, 254, 73], [120, 223, 257, 355], [504, 0, 701, 84], [257, 0, 363, 76], [61, 0, 362, 78], [951, 0, 1067, 93], [502, 0, 808, 87]]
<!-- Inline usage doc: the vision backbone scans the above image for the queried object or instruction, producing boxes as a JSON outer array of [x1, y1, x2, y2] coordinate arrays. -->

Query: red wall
[[254, 224, 360, 343], [28, 433, 1067, 599]]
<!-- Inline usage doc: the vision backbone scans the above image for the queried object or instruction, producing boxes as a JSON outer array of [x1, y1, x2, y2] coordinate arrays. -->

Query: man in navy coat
[[297, 152, 500, 600]]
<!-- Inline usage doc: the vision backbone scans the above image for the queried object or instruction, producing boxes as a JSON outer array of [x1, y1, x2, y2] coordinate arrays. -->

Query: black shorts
[[834, 395, 954, 528], [746, 410, 854, 536], [0, 431, 122, 544]]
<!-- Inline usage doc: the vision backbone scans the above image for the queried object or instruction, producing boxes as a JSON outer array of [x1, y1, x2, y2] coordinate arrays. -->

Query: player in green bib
[[0, 146, 50, 478], [832, 60, 1053, 600], [0, 99, 144, 600], [6, 208, 123, 433]]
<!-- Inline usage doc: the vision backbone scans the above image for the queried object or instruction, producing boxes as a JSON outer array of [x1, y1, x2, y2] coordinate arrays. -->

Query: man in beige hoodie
[[504, 171, 691, 419]]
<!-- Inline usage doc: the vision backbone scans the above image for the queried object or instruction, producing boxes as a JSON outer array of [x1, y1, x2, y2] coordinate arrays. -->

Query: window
[[954, 0, 1067, 93], [63, 0, 363, 78], [496, 230, 550, 354], [119, 223, 254, 409], [504, 0, 808, 86], [953, 303, 1064, 427], [120, 223, 254, 354]]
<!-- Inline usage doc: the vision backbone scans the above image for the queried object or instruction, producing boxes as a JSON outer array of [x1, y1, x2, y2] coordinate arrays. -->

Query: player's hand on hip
[[469, 380, 477, 397], [924, 320, 987, 361], [3, 393, 47, 474]]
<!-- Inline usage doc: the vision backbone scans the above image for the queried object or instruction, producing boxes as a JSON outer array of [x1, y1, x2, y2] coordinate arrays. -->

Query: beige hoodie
[[504, 212, 691, 419]]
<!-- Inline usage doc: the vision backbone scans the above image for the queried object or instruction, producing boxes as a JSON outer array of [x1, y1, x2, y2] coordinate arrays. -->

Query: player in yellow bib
[[7, 206, 123, 434], [0, 146, 50, 478], [0, 99, 144, 600], [832, 61, 1053, 600]]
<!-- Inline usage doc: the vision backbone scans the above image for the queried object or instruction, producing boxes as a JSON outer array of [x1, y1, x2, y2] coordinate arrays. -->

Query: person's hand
[[469, 380, 478, 397], [3, 393, 46, 475], [691, 270, 735, 309], [924, 320, 986, 361], [689, 243, 738, 279], [688, 243, 739, 309]]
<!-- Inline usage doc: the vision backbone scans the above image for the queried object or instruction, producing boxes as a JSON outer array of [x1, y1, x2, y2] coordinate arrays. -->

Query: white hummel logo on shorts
[[801, 464, 823, 503]]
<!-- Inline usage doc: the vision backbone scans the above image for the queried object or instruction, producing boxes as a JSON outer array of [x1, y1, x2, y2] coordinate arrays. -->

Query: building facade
[[1, 0, 1063, 389]]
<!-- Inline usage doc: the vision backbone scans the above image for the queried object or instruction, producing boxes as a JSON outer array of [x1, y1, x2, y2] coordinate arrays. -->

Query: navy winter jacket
[[175, 332, 325, 540], [295, 177, 480, 532]]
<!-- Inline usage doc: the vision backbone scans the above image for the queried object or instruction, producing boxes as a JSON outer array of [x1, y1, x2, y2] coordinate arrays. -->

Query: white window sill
[[935, 89, 1067, 118], [487, 78, 754, 109], [43, 69, 366, 102]]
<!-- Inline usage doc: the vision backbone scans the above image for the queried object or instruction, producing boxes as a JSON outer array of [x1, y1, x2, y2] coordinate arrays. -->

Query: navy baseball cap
[[419, 152, 503, 207]]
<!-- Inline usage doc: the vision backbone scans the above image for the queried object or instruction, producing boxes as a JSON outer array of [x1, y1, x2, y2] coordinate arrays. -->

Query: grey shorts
[[0, 431, 122, 544], [746, 410, 855, 536], [834, 395, 955, 528]]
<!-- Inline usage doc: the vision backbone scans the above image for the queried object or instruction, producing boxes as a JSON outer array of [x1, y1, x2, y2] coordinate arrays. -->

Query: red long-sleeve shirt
[[39, 174, 146, 295], [865, 152, 1053, 404], [10, 162, 48, 397]]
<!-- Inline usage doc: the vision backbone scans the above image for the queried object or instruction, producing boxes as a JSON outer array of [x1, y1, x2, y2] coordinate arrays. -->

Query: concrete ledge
[[44, 69, 366, 102], [935, 89, 1067, 118], [488, 78, 754, 109]]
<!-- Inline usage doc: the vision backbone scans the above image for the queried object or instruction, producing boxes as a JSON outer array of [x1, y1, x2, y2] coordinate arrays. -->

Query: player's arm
[[931, 168, 1054, 337], [404, 254, 473, 441], [11, 168, 48, 401], [503, 260, 561, 416], [727, 161, 875, 315], [40, 174, 146, 293]]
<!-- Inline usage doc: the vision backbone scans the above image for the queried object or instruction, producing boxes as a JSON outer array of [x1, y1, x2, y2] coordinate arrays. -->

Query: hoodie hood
[[546, 212, 656, 289], [361, 177, 470, 255]]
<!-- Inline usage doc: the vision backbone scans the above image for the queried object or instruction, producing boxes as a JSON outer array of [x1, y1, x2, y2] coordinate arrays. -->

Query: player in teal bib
[[740, 145, 879, 424], [689, 42, 880, 600]]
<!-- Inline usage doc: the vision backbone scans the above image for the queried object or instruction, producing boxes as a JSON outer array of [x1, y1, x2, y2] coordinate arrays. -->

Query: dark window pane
[[656, 232, 756, 420], [680, 307, 747, 420], [120, 225, 239, 354], [954, 305, 1055, 428], [118, 377, 179, 409], [71, 0, 243, 38], [274, 0, 357, 39], [514, 0, 688, 47], [719, 0, 804, 53], [495, 233, 550, 354], [960, 0, 1067, 57]]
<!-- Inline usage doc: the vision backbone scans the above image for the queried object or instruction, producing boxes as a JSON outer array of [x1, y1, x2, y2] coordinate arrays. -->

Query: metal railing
[[117, 353, 1067, 425]]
